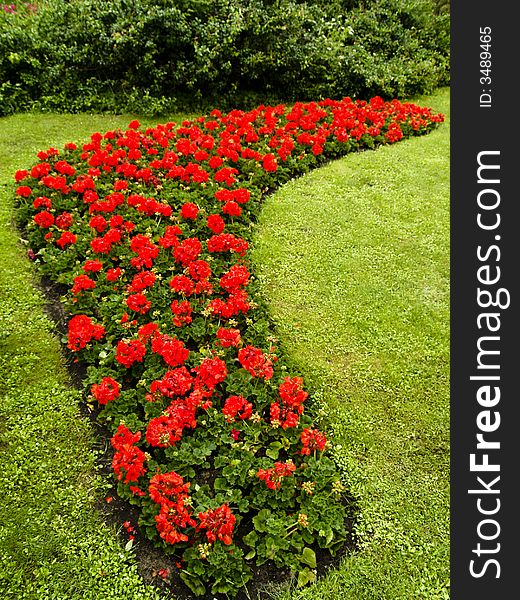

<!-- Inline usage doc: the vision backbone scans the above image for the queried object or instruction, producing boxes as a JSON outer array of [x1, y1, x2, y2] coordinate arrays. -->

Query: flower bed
[[14, 97, 444, 597]]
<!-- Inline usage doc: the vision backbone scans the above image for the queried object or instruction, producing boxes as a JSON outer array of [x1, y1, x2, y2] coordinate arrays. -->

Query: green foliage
[[0, 0, 450, 116]]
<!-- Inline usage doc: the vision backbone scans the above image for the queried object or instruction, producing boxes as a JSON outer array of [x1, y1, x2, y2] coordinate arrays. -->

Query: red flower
[[111, 424, 147, 483], [194, 357, 227, 391], [197, 504, 236, 545], [151, 334, 189, 367], [54, 160, 76, 176], [155, 503, 193, 545], [278, 376, 308, 414], [269, 401, 299, 429], [146, 415, 182, 447], [222, 395, 253, 422], [219, 265, 249, 292], [33, 196, 52, 209], [173, 237, 202, 266], [115, 339, 147, 367], [67, 314, 105, 351], [91, 377, 120, 405], [137, 322, 159, 343], [16, 185, 32, 197], [54, 212, 73, 230], [262, 154, 278, 172], [238, 345, 273, 380], [149, 366, 193, 398], [106, 267, 122, 281], [300, 427, 327, 455], [34, 211, 54, 228], [130, 234, 159, 269], [15, 169, 29, 182], [89, 215, 107, 233], [169, 274, 194, 296], [158, 225, 182, 249], [257, 461, 296, 490], [216, 327, 241, 348], [207, 233, 248, 256], [180, 202, 199, 220], [208, 155, 223, 169], [83, 259, 103, 273], [149, 470, 192, 506], [171, 300, 193, 327], [126, 293, 152, 314], [128, 270, 156, 292], [222, 200, 241, 217], [56, 231, 77, 248], [207, 214, 225, 234], [113, 179, 128, 191], [90, 236, 112, 254], [72, 274, 96, 295], [188, 259, 212, 281]]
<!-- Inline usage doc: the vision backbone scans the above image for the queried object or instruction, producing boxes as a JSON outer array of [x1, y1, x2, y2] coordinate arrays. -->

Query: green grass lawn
[[0, 89, 449, 599], [252, 87, 450, 600]]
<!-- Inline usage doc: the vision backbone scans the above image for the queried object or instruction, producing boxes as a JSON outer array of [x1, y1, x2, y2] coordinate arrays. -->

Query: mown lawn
[[0, 88, 449, 600], [252, 87, 450, 600]]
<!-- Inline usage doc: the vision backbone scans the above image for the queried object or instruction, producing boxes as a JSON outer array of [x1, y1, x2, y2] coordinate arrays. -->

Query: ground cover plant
[[10, 96, 444, 598]]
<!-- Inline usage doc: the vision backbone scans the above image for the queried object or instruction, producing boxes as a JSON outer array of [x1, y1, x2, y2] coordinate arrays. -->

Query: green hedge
[[0, 0, 450, 116]]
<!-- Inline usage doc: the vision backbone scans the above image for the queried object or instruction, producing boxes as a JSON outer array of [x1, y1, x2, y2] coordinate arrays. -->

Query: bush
[[0, 0, 449, 120]]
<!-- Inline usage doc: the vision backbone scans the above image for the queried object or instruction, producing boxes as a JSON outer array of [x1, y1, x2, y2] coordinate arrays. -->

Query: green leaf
[[300, 547, 317, 569], [245, 550, 256, 560], [214, 477, 228, 490], [297, 567, 316, 587], [266, 441, 282, 460], [180, 573, 206, 596], [243, 530, 258, 548], [253, 509, 271, 532], [124, 539, 133, 552]]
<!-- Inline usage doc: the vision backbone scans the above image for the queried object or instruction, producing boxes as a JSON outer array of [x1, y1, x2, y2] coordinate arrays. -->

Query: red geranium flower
[[197, 504, 236, 545], [238, 345, 273, 380], [91, 377, 120, 405]]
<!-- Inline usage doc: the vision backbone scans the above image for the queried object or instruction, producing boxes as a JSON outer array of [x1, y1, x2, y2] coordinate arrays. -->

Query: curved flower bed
[[14, 97, 444, 597]]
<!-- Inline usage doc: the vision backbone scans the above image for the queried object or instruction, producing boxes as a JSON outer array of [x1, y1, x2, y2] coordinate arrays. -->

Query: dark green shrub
[[0, 0, 449, 116]]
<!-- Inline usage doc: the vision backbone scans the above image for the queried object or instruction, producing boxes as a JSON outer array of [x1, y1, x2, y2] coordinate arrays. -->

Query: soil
[[36, 274, 358, 600]]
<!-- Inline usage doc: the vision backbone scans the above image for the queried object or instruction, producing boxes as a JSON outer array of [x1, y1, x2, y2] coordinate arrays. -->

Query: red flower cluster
[[115, 339, 147, 367], [111, 424, 147, 483], [15, 93, 444, 574], [257, 460, 296, 490], [148, 366, 193, 400], [222, 395, 253, 422], [216, 327, 241, 348], [238, 345, 273, 380], [67, 314, 105, 351], [72, 274, 96, 295], [197, 504, 236, 545], [91, 376, 120, 405], [269, 376, 308, 429], [194, 357, 227, 391], [149, 471, 195, 545], [300, 427, 327, 455], [151, 334, 190, 367]]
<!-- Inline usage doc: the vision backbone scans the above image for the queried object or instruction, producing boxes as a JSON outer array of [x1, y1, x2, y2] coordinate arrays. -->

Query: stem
[[283, 522, 299, 538]]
